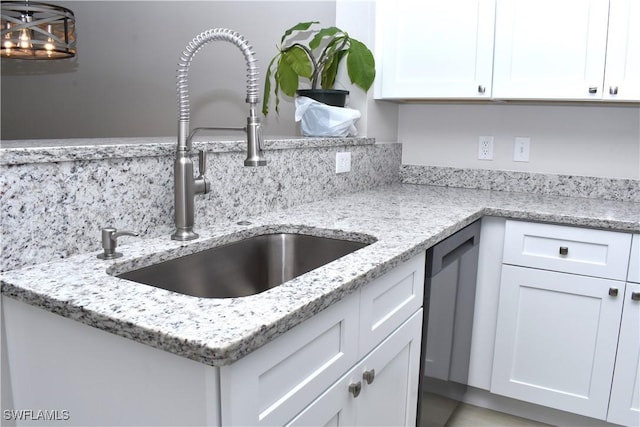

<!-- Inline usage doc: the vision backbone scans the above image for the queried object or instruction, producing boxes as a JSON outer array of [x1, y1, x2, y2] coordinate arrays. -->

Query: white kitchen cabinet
[[375, 0, 496, 99], [502, 219, 631, 280], [288, 310, 422, 427], [376, 0, 640, 102], [492, 221, 636, 421], [607, 235, 640, 426], [491, 265, 624, 420], [468, 216, 506, 390], [219, 292, 360, 427], [492, 0, 610, 100], [607, 283, 640, 426], [220, 253, 425, 426], [2, 297, 222, 427], [603, 0, 640, 101]]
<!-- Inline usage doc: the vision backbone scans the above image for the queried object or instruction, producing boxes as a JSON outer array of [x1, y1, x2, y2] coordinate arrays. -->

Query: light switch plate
[[513, 137, 530, 162], [336, 152, 351, 173]]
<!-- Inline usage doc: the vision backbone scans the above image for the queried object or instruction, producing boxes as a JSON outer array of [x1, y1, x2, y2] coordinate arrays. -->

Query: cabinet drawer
[[503, 220, 632, 280], [220, 292, 359, 426], [359, 252, 425, 357]]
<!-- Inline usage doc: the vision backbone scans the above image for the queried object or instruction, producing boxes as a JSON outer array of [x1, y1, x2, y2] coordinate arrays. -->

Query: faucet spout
[[172, 28, 266, 241]]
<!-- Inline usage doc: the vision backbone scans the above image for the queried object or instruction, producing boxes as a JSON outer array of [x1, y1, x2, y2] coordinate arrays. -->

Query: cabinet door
[[355, 309, 422, 427], [491, 265, 624, 420], [287, 309, 423, 427], [603, 0, 640, 101], [492, 0, 610, 100], [607, 283, 640, 426], [220, 293, 359, 426], [375, 0, 495, 99]]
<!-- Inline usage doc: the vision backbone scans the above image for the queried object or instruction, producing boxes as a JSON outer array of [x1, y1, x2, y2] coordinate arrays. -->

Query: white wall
[[1, 1, 336, 139], [398, 103, 640, 179], [335, 0, 398, 142]]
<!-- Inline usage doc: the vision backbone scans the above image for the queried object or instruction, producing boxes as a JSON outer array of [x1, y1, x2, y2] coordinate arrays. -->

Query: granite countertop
[[2, 184, 639, 367]]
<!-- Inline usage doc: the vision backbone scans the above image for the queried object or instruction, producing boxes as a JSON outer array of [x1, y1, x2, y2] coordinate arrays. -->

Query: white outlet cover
[[336, 152, 351, 173], [478, 136, 494, 160]]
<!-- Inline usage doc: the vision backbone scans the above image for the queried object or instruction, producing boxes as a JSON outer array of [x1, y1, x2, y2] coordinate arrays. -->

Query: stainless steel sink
[[117, 233, 370, 298]]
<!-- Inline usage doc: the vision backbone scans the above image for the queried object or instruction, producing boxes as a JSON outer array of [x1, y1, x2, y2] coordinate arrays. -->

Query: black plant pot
[[296, 89, 349, 107]]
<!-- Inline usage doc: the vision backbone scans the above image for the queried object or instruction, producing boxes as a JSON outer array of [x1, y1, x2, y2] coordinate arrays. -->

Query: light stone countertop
[[0, 136, 375, 165], [2, 184, 639, 366]]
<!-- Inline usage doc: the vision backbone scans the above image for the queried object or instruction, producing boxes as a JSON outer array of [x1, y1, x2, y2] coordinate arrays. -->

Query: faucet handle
[[97, 227, 139, 260], [194, 150, 210, 195], [198, 149, 207, 175]]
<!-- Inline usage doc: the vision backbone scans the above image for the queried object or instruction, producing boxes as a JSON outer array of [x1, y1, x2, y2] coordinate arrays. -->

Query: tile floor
[[446, 403, 553, 427], [420, 392, 552, 427]]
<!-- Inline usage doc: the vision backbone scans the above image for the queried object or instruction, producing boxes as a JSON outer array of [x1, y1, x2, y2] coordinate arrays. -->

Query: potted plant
[[262, 21, 376, 116]]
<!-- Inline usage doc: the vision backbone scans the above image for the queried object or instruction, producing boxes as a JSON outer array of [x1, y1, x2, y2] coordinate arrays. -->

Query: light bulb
[[18, 13, 32, 50], [18, 29, 31, 49], [44, 24, 54, 55], [3, 22, 14, 53]]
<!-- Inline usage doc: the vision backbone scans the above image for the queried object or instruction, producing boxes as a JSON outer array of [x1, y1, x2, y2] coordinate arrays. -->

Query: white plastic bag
[[294, 96, 361, 137]]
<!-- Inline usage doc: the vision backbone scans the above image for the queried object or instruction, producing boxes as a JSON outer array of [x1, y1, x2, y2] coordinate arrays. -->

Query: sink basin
[[117, 233, 370, 298]]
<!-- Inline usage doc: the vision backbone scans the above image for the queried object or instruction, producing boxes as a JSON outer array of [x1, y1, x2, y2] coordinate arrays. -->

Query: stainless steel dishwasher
[[417, 220, 481, 427]]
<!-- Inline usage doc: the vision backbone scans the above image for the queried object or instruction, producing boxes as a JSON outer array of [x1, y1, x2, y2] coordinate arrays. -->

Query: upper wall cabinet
[[492, 0, 610, 100], [603, 0, 640, 101], [375, 0, 640, 102], [375, 0, 496, 99]]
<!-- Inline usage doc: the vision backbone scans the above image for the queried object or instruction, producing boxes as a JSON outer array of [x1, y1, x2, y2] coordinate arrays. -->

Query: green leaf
[[282, 46, 313, 78], [262, 55, 278, 116], [280, 21, 318, 45], [276, 56, 299, 97], [309, 27, 342, 50], [346, 39, 376, 91], [321, 49, 346, 89]]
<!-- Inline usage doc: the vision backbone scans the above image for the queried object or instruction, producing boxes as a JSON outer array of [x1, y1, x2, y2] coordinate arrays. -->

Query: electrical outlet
[[513, 137, 530, 162], [336, 152, 351, 173], [478, 136, 494, 160]]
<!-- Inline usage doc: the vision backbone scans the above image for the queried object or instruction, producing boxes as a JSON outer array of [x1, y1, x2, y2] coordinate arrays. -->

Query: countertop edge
[[1, 187, 638, 367]]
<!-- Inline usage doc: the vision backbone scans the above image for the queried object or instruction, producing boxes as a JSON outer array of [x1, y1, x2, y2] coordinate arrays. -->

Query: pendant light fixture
[[1, 1, 76, 59]]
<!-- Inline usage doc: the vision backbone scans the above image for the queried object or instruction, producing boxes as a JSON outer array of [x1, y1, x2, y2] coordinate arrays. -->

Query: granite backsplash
[[1, 137, 401, 271], [401, 165, 640, 203]]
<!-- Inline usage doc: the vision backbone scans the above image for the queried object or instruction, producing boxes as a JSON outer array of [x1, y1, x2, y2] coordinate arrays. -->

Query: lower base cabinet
[[490, 222, 639, 425], [607, 283, 640, 426], [220, 253, 425, 426], [288, 310, 422, 427], [491, 265, 624, 420]]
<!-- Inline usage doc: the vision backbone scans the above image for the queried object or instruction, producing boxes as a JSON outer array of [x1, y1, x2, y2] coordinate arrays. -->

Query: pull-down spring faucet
[[172, 28, 266, 241]]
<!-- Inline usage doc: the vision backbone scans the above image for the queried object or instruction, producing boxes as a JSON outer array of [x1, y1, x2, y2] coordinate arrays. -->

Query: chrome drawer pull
[[348, 381, 362, 398], [559, 246, 569, 256], [363, 369, 375, 385], [609, 288, 619, 297], [632, 292, 640, 301]]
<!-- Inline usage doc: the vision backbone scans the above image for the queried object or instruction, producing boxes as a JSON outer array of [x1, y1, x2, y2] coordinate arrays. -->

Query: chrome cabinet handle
[[589, 86, 598, 94], [363, 369, 375, 385], [559, 246, 569, 256], [609, 86, 619, 95], [632, 292, 640, 301], [348, 381, 362, 398], [477, 85, 486, 94], [609, 288, 619, 297]]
